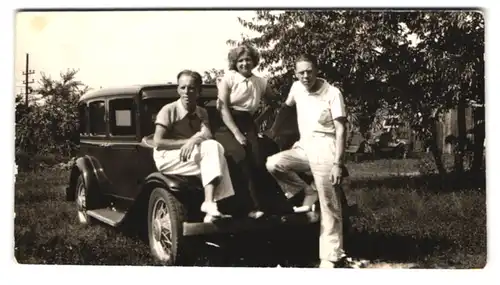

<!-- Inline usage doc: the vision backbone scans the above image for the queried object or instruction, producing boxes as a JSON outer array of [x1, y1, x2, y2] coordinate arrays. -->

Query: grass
[[13, 155, 486, 268]]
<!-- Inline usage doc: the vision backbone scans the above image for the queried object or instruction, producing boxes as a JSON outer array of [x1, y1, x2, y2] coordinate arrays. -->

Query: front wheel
[[75, 175, 92, 225], [147, 187, 189, 265]]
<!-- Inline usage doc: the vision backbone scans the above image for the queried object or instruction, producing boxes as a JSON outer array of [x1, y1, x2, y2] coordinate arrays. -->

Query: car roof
[[79, 83, 218, 102]]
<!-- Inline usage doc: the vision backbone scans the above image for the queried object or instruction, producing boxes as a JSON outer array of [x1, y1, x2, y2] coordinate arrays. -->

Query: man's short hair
[[176, 70, 203, 89], [295, 54, 318, 69]]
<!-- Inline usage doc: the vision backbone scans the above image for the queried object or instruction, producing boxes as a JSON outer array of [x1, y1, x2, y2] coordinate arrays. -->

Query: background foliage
[[15, 10, 485, 175], [226, 10, 485, 174], [15, 69, 89, 170]]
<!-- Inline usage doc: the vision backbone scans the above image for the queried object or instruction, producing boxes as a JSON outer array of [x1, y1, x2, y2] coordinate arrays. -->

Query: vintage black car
[[65, 83, 351, 265]]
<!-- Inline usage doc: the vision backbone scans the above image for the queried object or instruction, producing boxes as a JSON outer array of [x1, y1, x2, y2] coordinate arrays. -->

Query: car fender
[[143, 172, 189, 192], [66, 155, 105, 202], [138, 172, 203, 204], [131, 173, 184, 215]]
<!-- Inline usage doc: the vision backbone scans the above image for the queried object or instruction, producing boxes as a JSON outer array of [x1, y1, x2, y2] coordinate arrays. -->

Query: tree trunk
[[454, 101, 467, 174], [471, 121, 485, 173], [430, 119, 447, 175], [430, 141, 446, 175]]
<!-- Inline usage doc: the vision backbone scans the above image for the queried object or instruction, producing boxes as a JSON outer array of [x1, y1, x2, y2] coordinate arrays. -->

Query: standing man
[[265, 54, 351, 268], [153, 70, 234, 223]]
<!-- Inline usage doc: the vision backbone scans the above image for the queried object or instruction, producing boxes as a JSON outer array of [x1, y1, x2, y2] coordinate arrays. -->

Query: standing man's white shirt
[[286, 78, 347, 139]]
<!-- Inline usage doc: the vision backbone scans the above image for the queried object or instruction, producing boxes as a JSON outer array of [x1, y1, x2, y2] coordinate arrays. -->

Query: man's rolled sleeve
[[329, 87, 347, 121], [193, 108, 212, 141]]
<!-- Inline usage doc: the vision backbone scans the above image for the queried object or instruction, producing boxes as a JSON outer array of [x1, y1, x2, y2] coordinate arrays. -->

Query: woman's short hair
[[228, 44, 261, 71], [176, 69, 203, 89]]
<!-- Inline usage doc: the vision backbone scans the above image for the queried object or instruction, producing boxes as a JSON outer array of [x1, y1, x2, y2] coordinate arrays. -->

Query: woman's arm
[[217, 77, 245, 139]]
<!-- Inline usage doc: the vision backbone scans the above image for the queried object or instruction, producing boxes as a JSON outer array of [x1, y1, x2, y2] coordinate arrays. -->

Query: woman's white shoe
[[248, 210, 265, 219]]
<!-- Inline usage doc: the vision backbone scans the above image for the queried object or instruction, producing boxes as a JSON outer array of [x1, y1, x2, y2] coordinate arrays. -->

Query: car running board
[[183, 211, 320, 236], [87, 208, 126, 227]]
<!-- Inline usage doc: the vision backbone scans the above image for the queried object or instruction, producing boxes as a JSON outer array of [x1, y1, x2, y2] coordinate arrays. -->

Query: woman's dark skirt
[[213, 109, 291, 215]]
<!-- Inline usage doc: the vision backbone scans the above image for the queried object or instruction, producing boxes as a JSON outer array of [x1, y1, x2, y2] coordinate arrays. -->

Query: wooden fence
[[403, 105, 483, 154]]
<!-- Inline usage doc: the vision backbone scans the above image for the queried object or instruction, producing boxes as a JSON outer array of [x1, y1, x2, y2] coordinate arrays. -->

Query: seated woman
[[214, 44, 279, 219], [152, 69, 234, 223]]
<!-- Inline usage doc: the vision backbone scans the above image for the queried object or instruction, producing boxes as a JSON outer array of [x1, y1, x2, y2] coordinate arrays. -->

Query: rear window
[[88, 100, 106, 135], [78, 102, 88, 135]]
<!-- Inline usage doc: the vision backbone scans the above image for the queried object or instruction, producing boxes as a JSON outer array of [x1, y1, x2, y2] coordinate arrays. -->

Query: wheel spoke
[[161, 228, 171, 239], [160, 236, 172, 251], [159, 209, 168, 220]]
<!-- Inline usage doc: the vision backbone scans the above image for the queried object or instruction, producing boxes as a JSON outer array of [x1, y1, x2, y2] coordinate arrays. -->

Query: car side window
[[78, 102, 89, 135], [89, 100, 106, 135], [109, 98, 136, 136]]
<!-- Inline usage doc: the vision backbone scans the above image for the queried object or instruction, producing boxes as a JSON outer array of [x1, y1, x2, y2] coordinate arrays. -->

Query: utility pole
[[22, 53, 35, 107]]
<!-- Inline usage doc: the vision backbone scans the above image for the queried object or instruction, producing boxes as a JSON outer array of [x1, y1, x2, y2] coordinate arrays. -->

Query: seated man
[[153, 69, 234, 223]]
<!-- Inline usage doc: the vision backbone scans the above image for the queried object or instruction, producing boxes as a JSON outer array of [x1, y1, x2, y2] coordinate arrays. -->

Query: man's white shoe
[[200, 201, 220, 215], [293, 203, 317, 213], [319, 260, 335, 268], [294, 185, 318, 213], [201, 201, 231, 223]]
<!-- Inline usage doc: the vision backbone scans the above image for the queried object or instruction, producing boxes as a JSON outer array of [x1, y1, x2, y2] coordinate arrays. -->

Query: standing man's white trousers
[[266, 133, 346, 262]]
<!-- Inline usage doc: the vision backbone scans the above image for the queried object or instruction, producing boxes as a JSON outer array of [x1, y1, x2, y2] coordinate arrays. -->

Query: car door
[[104, 97, 150, 208]]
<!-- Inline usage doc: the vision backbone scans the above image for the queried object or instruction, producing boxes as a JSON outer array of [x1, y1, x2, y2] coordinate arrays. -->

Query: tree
[[228, 10, 484, 175], [401, 12, 485, 174], [37, 68, 89, 99], [227, 11, 412, 151], [15, 68, 90, 157], [202, 68, 225, 84]]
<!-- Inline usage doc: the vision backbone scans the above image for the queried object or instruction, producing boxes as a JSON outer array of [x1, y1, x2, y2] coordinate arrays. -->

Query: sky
[[14, 10, 425, 98], [14, 10, 263, 94]]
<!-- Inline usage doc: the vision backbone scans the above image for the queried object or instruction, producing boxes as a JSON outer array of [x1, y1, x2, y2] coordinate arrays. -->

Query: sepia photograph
[[12, 7, 487, 271]]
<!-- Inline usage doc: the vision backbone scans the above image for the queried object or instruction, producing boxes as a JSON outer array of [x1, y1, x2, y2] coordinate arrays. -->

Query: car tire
[[75, 174, 93, 225], [147, 187, 189, 266]]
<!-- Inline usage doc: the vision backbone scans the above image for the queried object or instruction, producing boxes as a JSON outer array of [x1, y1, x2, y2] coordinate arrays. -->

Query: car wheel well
[[68, 166, 82, 201]]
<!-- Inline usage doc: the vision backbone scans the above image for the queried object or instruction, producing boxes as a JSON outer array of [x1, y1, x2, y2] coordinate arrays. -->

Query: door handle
[[100, 143, 110, 148]]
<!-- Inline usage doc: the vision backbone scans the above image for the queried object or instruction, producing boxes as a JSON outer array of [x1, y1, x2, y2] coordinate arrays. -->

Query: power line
[[21, 53, 35, 107]]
